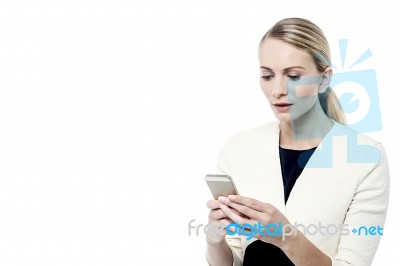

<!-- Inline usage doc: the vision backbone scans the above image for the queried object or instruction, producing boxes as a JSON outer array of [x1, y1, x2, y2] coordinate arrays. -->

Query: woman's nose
[[272, 77, 287, 98]]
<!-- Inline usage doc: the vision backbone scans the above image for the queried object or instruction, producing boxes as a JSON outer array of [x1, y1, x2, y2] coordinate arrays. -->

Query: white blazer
[[215, 121, 390, 266]]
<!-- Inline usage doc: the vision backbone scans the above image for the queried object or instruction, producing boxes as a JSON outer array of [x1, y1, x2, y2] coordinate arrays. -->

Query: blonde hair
[[259, 17, 346, 124]]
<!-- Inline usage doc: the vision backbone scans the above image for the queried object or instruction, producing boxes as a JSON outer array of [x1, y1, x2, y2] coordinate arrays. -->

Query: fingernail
[[228, 195, 237, 201], [218, 196, 227, 202]]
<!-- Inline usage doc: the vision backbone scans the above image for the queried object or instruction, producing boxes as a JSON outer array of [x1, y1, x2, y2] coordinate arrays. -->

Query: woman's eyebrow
[[259, 66, 306, 71]]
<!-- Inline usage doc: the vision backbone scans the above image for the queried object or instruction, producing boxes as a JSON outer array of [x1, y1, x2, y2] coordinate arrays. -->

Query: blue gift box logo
[[288, 39, 383, 167], [330, 39, 382, 133]]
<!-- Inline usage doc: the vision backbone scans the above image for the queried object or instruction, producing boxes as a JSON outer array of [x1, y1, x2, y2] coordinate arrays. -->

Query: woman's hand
[[205, 199, 229, 244], [218, 195, 292, 248], [206, 198, 243, 244]]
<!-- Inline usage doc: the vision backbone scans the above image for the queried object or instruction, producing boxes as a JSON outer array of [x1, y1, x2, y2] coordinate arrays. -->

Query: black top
[[242, 146, 317, 266], [279, 146, 317, 204]]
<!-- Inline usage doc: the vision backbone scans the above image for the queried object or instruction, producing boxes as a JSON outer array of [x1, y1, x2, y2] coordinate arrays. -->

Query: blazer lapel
[[246, 121, 286, 214], [285, 121, 338, 212]]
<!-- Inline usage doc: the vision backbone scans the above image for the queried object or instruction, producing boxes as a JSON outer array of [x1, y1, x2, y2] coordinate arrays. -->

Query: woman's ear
[[319, 67, 332, 94]]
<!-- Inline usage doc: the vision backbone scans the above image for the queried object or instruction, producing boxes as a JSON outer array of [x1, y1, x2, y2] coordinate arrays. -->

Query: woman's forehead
[[259, 38, 315, 71]]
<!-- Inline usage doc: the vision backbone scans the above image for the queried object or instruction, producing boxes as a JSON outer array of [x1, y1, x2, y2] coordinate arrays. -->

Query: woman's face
[[258, 38, 325, 123]]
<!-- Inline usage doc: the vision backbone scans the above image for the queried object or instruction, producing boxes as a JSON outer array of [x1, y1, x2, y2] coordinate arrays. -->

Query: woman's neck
[[279, 101, 334, 150]]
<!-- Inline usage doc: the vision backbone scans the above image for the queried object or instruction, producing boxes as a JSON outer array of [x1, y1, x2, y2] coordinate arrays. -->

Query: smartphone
[[205, 174, 239, 199]]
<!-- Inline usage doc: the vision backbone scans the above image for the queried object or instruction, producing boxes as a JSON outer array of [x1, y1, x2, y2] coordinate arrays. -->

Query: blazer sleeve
[[214, 135, 244, 266], [330, 143, 390, 266]]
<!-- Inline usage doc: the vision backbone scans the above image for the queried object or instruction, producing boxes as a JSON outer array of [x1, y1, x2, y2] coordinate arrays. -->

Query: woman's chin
[[273, 112, 295, 123]]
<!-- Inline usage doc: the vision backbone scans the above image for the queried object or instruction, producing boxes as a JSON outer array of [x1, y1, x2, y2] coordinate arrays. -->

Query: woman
[[205, 18, 389, 266]]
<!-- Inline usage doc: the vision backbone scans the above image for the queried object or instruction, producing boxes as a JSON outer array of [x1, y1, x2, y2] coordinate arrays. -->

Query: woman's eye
[[261, 75, 273, 81], [288, 75, 300, 81]]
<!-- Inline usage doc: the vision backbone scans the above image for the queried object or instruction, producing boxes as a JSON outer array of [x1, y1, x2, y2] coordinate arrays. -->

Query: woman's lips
[[273, 103, 293, 113]]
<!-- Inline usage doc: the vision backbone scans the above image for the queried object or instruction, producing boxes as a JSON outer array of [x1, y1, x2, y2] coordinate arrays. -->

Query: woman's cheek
[[295, 84, 319, 97], [260, 85, 272, 99]]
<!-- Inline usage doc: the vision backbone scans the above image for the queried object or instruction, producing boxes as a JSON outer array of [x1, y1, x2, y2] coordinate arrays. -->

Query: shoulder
[[332, 122, 383, 148], [222, 121, 278, 149], [330, 122, 387, 165], [216, 121, 279, 164]]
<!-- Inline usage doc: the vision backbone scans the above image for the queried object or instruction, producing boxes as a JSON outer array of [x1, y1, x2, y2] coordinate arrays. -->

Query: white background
[[0, 1, 398, 265]]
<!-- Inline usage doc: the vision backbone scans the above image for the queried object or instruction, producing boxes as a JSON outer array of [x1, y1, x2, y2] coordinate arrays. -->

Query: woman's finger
[[225, 200, 265, 222], [207, 199, 222, 210], [220, 204, 252, 225], [209, 209, 226, 220], [228, 195, 271, 213], [209, 205, 245, 220], [219, 196, 265, 222]]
